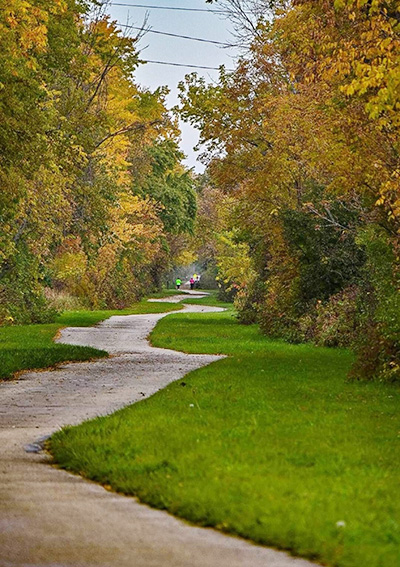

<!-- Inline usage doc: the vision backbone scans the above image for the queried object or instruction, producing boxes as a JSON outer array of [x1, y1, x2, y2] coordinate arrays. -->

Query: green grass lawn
[[148, 288, 220, 301], [48, 306, 400, 567], [148, 289, 193, 298], [0, 299, 182, 380], [181, 291, 233, 310]]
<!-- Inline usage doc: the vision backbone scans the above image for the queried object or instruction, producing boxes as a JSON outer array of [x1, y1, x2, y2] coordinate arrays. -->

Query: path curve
[[0, 295, 317, 567]]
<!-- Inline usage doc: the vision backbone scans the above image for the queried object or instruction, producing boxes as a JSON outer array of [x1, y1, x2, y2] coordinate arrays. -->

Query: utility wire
[[142, 59, 228, 70], [118, 23, 231, 46], [111, 3, 230, 13]]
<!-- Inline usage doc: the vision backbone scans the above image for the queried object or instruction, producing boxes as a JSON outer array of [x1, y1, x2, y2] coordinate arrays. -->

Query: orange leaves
[[5, 11, 18, 28], [0, 0, 189, 313], [267, 0, 400, 232]]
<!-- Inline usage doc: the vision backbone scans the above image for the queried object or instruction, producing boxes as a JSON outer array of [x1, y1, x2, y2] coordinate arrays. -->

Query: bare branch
[[92, 119, 164, 151], [304, 203, 353, 232], [211, 0, 272, 48]]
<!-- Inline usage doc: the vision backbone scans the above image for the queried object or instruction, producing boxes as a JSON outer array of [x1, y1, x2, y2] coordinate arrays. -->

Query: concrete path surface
[[0, 294, 317, 567]]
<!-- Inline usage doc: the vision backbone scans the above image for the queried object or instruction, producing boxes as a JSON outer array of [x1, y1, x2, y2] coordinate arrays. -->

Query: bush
[[234, 279, 266, 325], [312, 285, 361, 348], [349, 230, 400, 383], [258, 266, 305, 343], [216, 281, 237, 303], [0, 246, 57, 325], [350, 321, 400, 383], [44, 288, 85, 312]]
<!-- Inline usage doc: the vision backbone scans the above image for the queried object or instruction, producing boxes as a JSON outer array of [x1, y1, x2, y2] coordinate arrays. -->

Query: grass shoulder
[[181, 291, 233, 310], [148, 289, 189, 299], [49, 306, 400, 567], [148, 288, 232, 309]]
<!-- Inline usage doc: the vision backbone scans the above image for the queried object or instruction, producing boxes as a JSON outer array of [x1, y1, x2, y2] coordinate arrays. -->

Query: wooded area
[[1, 0, 399, 383], [0, 0, 196, 323], [1, 3, 400, 564], [184, 0, 400, 382]]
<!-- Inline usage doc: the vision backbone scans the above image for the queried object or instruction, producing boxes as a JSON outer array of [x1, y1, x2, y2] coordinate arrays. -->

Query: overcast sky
[[106, 1, 237, 172]]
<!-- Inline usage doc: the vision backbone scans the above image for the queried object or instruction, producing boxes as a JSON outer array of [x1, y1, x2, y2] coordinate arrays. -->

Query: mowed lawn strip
[[48, 308, 400, 567], [179, 291, 233, 310], [0, 299, 182, 380]]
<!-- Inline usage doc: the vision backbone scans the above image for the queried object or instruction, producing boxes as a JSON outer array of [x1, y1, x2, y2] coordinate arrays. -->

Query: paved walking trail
[[0, 292, 316, 567]]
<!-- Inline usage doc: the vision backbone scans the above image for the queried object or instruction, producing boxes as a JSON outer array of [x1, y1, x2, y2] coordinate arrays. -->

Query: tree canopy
[[0, 0, 196, 321], [180, 0, 400, 381]]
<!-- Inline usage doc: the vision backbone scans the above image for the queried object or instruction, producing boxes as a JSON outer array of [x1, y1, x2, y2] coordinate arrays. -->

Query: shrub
[[44, 288, 85, 312], [234, 279, 266, 325], [312, 285, 361, 348], [0, 246, 57, 325], [216, 282, 237, 303], [349, 230, 400, 383], [350, 321, 400, 383]]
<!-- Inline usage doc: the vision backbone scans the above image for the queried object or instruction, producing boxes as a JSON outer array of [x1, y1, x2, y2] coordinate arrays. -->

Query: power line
[[111, 3, 229, 13], [142, 59, 228, 70], [118, 23, 231, 46]]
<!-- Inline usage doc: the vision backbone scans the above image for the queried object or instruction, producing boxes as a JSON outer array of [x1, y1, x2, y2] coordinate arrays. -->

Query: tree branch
[[92, 119, 164, 151]]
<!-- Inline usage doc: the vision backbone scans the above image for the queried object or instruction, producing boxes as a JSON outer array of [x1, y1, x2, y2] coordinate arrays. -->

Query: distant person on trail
[[175, 278, 182, 290], [190, 277, 195, 290]]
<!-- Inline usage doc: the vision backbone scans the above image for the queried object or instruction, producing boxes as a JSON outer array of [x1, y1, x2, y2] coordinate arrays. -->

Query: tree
[[175, 0, 400, 379], [0, 1, 196, 320], [131, 139, 197, 235]]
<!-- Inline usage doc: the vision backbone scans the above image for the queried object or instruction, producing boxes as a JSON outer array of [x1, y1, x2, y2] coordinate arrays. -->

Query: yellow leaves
[[341, 79, 356, 96], [51, 237, 87, 285], [20, 23, 48, 52], [374, 168, 400, 224], [53, 0, 68, 11], [2, 1, 50, 55], [216, 229, 257, 290], [330, 11, 400, 127], [10, 164, 71, 257], [94, 244, 118, 281], [97, 133, 131, 185], [334, 0, 346, 9], [110, 194, 163, 253], [0, 1, 185, 312], [52, 251, 87, 283], [174, 250, 197, 267]]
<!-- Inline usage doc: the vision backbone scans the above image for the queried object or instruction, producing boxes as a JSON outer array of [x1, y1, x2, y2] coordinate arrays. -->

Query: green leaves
[[0, 1, 194, 321], [132, 139, 197, 235], [175, 0, 400, 380]]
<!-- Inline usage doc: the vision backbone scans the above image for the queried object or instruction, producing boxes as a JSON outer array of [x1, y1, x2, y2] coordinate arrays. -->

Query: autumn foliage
[[181, 0, 400, 381], [0, 0, 196, 321]]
